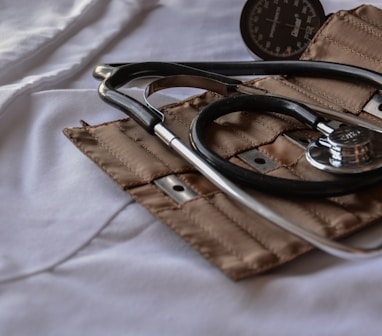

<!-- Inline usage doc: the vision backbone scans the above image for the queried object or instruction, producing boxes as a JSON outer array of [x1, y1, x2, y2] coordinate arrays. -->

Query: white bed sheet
[[1, 0, 382, 335]]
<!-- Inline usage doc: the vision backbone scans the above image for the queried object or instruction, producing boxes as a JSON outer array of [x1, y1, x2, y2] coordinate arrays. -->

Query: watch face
[[240, 0, 326, 60]]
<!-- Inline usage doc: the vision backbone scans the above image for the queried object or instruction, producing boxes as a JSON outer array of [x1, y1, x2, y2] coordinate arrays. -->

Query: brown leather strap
[[64, 5, 382, 280]]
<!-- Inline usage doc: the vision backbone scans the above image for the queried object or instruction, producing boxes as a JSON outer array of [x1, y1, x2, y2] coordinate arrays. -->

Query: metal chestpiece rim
[[328, 126, 373, 167], [305, 126, 382, 174]]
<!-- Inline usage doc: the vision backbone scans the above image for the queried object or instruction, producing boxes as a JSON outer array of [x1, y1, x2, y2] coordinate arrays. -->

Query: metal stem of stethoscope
[[153, 121, 382, 260], [96, 66, 382, 260]]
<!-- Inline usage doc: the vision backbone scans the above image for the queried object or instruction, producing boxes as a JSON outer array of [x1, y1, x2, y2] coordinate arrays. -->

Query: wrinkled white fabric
[[0, 0, 158, 281], [0, 0, 156, 114], [1, 0, 382, 335]]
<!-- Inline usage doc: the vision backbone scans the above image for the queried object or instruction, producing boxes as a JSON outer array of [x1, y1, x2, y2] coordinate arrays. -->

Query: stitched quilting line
[[275, 77, 342, 112], [88, 128, 148, 182], [356, 11, 382, 30], [324, 197, 363, 232], [70, 125, 360, 239], [329, 194, 375, 227], [122, 126, 181, 173], [219, 121, 290, 159], [233, 144, 366, 236], [282, 193, 379, 240], [164, 107, 230, 157], [64, 128, 129, 189], [280, 156, 368, 229], [166, 94, 288, 155], [219, 121, 258, 150], [239, 112, 291, 139], [154, 205, 257, 279], [286, 158, 329, 182], [258, 148, 304, 176], [66, 125, 265, 277], [70, 127, 368, 269], [219, 105, 304, 148], [259, 196, 351, 240], [210, 194, 287, 261], [102, 118, 378, 235], [121, 125, 197, 178], [300, 196, 378, 238], [177, 201, 261, 272], [254, 148, 379, 236], [298, 200, 352, 237], [301, 203, 341, 235], [321, 34, 381, 68], [164, 93, 302, 158], [288, 77, 359, 113], [162, 91, 211, 126], [241, 104, 305, 129], [265, 112, 302, 128], [180, 158, 350, 258], [345, 12, 382, 39], [165, 106, 232, 157], [165, 109, 191, 128], [66, 122, 176, 187], [208, 111, 294, 157], [191, 194, 315, 272]]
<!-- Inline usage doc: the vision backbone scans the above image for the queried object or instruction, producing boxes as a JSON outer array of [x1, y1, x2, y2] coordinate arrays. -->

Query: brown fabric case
[[64, 5, 382, 280]]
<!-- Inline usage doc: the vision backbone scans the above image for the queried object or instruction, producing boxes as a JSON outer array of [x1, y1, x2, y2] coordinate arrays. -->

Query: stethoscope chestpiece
[[306, 125, 382, 174]]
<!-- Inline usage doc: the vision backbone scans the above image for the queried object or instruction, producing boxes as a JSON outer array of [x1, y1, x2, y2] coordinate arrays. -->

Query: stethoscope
[[93, 60, 382, 259]]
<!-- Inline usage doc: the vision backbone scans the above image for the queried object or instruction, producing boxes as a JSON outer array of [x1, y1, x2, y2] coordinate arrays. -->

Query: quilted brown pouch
[[64, 5, 382, 280]]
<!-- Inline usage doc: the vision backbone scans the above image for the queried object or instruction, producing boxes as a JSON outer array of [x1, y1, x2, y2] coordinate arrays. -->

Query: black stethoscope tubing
[[190, 94, 382, 197], [100, 60, 382, 91], [96, 60, 382, 197]]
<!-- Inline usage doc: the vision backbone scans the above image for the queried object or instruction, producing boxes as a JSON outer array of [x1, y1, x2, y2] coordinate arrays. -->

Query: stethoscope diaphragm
[[306, 125, 382, 174]]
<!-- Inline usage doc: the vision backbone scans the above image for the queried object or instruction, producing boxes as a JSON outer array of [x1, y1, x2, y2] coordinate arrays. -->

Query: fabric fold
[[0, 0, 158, 115], [0, 0, 158, 282]]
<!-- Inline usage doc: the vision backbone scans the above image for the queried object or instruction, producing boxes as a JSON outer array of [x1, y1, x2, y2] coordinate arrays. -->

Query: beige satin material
[[64, 5, 382, 280]]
